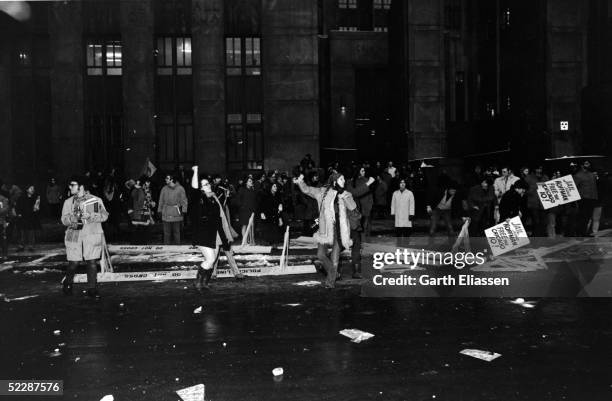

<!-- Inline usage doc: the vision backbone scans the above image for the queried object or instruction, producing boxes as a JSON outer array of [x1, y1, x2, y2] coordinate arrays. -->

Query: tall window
[[86, 39, 122, 76], [225, 36, 263, 170], [84, 36, 123, 170], [373, 0, 392, 10], [339, 0, 357, 9], [225, 36, 260, 76], [155, 36, 194, 169], [226, 113, 263, 170], [156, 36, 192, 75]]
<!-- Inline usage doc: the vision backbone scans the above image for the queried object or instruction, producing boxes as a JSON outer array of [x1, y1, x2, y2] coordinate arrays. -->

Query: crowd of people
[[1, 156, 610, 274]]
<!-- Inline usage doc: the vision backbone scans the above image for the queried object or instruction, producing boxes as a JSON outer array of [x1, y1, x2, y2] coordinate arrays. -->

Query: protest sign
[[484, 216, 530, 257], [537, 175, 581, 210]]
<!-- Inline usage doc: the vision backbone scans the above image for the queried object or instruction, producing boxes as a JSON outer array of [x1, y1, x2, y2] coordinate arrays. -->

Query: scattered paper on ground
[[272, 367, 284, 376], [283, 303, 302, 307], [339, 329, 375, 343], [99, 396, 114, 401], [193, 306, 202, 314], [294, 280, 320, 287], [509, 298, 536, 308], [460, 349, 501, 362], [176, 384, 205, 401]]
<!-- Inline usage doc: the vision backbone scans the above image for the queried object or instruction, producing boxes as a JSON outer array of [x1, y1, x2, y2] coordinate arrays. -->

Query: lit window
[[338, 26, 359, 31], [155, 37, 192, 76], [339, 0, 357, 9], [226, 37, 242, 76], [226, 37, 261, 76], [374, 27, 388, 32], [86, 39, 122, 76], [374, 0, 392, 10]]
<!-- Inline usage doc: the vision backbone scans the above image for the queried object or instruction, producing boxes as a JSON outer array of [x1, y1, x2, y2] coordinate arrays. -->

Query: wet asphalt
[[2, 268, 612, 401]]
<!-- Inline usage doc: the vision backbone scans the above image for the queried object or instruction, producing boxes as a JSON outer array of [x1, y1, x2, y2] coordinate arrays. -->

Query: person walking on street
[[391, 179, 415, 238], [346, 175, 375, 279], [158, 174, 188, 245], [60, 176, 109, 299], [294, 172, 357, 288], [190, 166, 240, 291]]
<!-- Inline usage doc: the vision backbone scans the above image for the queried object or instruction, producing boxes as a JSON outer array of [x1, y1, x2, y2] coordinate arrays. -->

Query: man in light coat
[[294, 172, 357, 288], [158, 174, 188, 244], [493, 166, 519, 223], [391, 179, 415, 237], [61, 176, 109, 298]]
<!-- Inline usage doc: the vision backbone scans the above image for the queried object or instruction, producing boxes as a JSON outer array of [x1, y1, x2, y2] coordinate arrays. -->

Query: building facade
[[0, 0, 608, 184]]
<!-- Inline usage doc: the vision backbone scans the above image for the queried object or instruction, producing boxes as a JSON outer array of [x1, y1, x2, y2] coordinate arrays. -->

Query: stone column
[[48, 1, 84, 178], [192, 0, 226, 173], [120, 0, 155, 178], [262, 0, 319, 170], [405, 0, 446, 160], [0, 36, 13, 182], [546, 0, 588, 156]]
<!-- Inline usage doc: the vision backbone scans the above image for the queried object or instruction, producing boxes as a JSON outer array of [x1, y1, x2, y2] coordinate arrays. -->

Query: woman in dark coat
[[259, 183, 285, 245], [103, 177, 123, 242], [235, 177, 258, 238], [16, 185, 41, 251], [190, 166, 235, 291]]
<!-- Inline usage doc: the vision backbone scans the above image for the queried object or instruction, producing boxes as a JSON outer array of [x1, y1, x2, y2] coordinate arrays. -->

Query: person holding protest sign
[[61, 176, 109, 299]]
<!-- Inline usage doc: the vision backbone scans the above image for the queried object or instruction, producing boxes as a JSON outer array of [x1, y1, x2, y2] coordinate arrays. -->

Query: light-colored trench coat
[[61, 194, 109, 261]]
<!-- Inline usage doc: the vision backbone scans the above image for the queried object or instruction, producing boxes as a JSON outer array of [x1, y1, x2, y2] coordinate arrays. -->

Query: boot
[[62, 277, 73, 295], [195, 268, 213, 292], [352, 263, 362, 279], [336, 264, 343, 281]]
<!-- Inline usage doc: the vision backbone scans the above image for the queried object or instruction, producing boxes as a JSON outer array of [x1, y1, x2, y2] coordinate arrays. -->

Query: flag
[[142, 158, 157, 178]]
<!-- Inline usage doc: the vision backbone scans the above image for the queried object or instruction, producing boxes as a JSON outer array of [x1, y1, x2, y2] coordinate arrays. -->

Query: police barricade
[[73, 227, 316, 283]]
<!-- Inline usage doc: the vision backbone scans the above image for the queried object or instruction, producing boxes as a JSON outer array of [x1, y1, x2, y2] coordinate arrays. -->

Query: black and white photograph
[[1, 0, 612, 400]]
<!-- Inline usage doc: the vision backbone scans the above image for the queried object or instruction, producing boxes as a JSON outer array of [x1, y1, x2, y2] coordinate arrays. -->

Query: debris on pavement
[[339, 329, 375, 343], [509, 298, 537, 308], [283, 303, 302, 307], [4, 294, 39, 302], [272, 367, 284, 376], [459, 349, 501, 362], [193, 306, 203, 314], [99, 396, 114, 401], [294, 281, 320, 287], [176, 384, 205, 401], [53, 330, 61, 336]]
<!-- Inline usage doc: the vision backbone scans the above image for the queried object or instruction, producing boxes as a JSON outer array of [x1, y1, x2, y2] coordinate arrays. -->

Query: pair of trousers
[[395, 227, 412, 237], [317, 240, 341, 286], [577, 199, 597, 236], [350, 229, 362, 268], [163, 221, 182, 245], [0, 223, 7, 257], [429, 209, 454, 236], [65, 260, 98, 289]]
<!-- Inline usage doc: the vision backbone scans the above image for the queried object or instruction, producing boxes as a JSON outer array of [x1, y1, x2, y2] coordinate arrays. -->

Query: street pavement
[[2, 222, 612, 400]]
